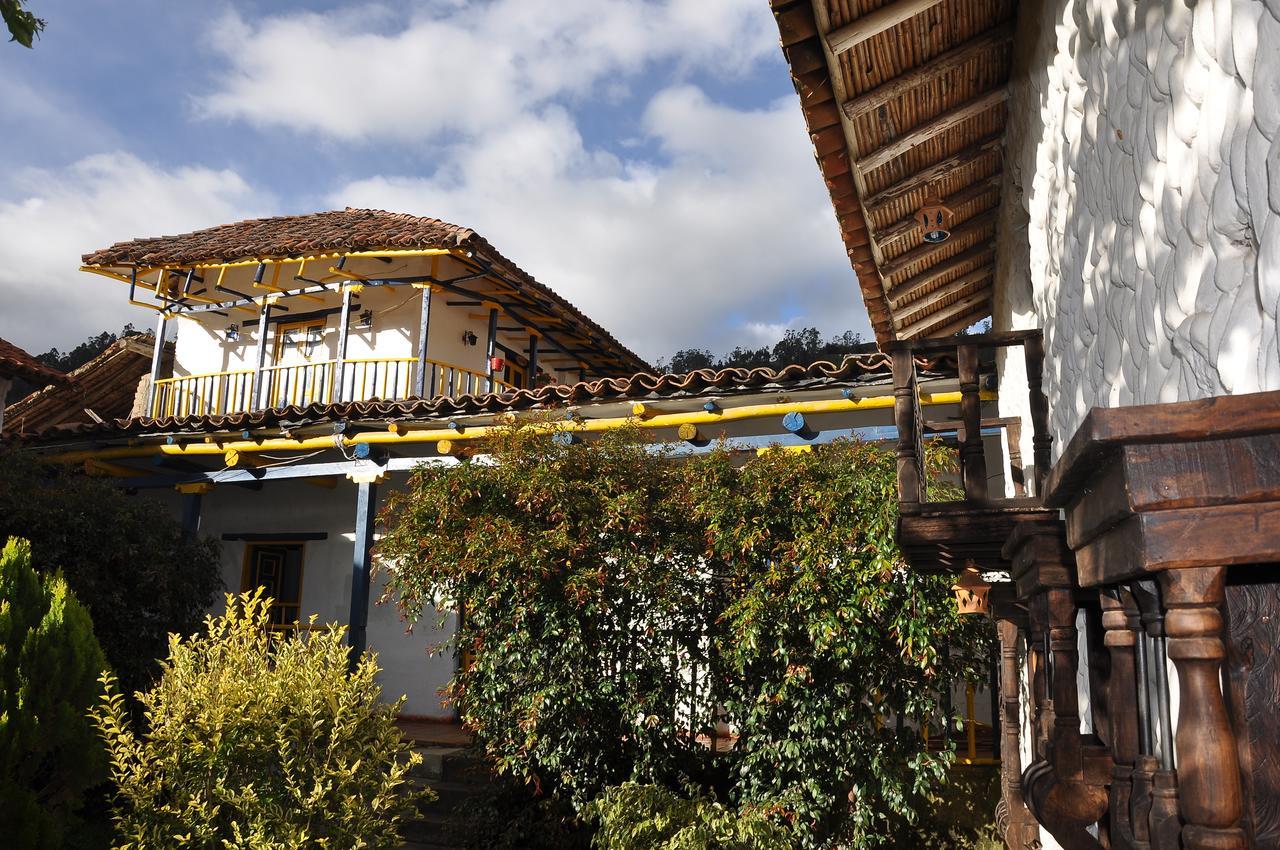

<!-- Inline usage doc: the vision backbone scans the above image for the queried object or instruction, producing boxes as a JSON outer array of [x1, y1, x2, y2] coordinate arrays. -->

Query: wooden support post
[[957, 343, 987, 500], [891, 347, 924, 506], [527, 334, 539, 389], [348, 479, 378, 671], [335, 284, 353, 402], [414, 286, 433, 398], [1023, 334, 1052, 497], [994, 617, 1039, 849], [485, 307, 499, 392], [249, 300, 272, 411], [146, 311, 169, 417], [1159, 567, 1246, 850]]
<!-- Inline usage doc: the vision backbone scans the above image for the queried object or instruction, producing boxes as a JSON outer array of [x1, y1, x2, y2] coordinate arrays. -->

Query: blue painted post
[[348, 479, 378, 670], [250, 299, 272, 410], [782, 411, 817, 439], [145, 311, 169, 417], [527, 334, 539, 389]]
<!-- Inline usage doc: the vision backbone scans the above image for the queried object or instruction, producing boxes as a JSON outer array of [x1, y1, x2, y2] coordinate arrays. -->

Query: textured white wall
[[995, 0, 1280, 454]]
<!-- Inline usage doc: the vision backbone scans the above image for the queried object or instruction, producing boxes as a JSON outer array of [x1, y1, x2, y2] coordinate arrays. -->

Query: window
[[274, 319, 326, 362], [241, 543, 306, 626]]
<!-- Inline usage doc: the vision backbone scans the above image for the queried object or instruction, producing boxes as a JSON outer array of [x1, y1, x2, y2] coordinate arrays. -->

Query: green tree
[[590, 784, 793, 850], [2, 0, 43, 47], [94, 590, 427, 850], [0, 449, 222, 698], [0, 537, 108, 849], [378, 426, 989, 848]]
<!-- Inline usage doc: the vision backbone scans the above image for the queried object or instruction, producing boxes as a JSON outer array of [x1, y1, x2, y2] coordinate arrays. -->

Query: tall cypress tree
[[0, 537, 107, 848]]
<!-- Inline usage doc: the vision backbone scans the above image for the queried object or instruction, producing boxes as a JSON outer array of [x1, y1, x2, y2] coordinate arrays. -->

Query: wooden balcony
[[150, 356, 515, 419], [890, 330, 1058, 573]]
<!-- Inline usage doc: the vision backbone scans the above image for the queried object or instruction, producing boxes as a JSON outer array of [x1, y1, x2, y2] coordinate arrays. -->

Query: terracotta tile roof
[[81, 208, 649, 375], [4, 335, 166, 437], [15, 352, 959, 444], [82, 209, 474, 267], [0, 337, 66, 386]]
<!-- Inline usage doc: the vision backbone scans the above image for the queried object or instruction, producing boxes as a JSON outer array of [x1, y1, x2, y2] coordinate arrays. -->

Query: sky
[[0, 0, 871, 364]]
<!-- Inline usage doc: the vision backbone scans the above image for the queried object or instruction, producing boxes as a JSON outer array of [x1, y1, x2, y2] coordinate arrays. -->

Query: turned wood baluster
[[1102, 590, 1142, 850], [1047, 587, 1084, 780], [891, 347, 923, 507], [1159, 567, 1247, 850], [1133, 580, 1181, 850], [1023, 333, 1052, 498], [957, 343, 988, 500]]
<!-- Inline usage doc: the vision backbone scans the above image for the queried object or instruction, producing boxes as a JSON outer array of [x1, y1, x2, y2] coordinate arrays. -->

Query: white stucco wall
[[182, 477, 457, 719], [995, 0, 1280, 455]]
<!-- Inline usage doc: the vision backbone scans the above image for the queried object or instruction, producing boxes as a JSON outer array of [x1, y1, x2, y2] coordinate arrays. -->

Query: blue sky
[[0, 0, 871, 362]]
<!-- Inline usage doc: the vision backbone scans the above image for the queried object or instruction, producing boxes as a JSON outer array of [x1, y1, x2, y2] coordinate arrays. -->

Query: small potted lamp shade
[[488, 356, 506, 372], [952, 564, 990, 616], [918, 195, 953, 244]]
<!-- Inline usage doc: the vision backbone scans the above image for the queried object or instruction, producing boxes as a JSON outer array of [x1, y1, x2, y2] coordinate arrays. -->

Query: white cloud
[[332, 86, 864, 360], [195, 0, 779, 143], [0, 153, 265, 352]]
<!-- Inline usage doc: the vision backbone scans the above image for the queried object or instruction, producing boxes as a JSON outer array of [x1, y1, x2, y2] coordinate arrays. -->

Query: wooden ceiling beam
[[915, 303, 995, 339], [875, 174, 1002, 246], [858, 87, 1009, 173], [826, 0, 946, 55], [893, 265, 994, 314], [898, 290, 992, 338], [864, 135, 1004, 214], [842, 22, 1015, 121], [880, 214, 997, 279], [887, 243, 995, 300]]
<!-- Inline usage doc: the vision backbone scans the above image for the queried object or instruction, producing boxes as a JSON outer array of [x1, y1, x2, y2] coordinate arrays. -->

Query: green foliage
[[93, 590, 427, 850], [883, 767, 1002, 850], [590, 784, 794, 850], [0, 537, 108, 849], [660, 327, 871, 374], [451, 770, 592, 850], [0, 448, 222, 697], [1, 0, 44, 47], [379, 426, 990, 848]]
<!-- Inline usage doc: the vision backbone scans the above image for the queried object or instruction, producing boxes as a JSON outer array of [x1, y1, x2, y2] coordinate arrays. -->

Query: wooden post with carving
[[1160, 567, 1247, 850], [890, 346, 923, 507], [1101, 590, 1141, 849]]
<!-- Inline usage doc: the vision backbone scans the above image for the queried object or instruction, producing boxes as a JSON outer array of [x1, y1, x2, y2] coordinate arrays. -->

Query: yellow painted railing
[[150, 357, 515, 418]]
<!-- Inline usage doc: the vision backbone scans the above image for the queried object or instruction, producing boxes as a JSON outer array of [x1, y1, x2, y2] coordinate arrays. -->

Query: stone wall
[[994, 0, 1280, 455]]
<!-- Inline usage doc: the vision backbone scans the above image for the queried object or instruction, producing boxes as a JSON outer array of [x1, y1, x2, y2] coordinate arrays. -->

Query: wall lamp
[[358, 309, 374, 329], [462, 330, 478, 346], [225, 323, 240, 342]]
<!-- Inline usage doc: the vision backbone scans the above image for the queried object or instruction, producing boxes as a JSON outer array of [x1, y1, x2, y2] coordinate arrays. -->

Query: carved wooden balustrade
[[890, 330, 1280, 850]]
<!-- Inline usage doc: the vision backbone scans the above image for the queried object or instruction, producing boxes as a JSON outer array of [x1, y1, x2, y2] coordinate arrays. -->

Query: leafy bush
[[590, 784, 794, 850], [378, 426, 989, 848], [0, 537, 108, 849], [93, 590, 427, 850], [0, 449, 222, 697]]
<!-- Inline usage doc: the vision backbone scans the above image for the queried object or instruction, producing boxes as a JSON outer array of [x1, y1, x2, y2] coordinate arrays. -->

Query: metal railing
[[150, 357, 515, 418]]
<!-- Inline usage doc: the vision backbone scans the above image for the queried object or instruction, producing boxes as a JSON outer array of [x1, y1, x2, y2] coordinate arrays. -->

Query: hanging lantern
[[917, 194, 953, 244], [952, 563, 990, 616]]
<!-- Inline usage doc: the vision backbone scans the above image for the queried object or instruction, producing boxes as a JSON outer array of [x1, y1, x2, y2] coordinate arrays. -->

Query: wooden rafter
[[898, 290, 992, 338], [825, 0, 945, 55], [917, 303, 993, 338], [880, 214, 996, 279], [887, 243, 995, 300], [857, 87, 1009, 173], [874, 174, 1002, 246], [864, 135, 1004, 215], [893, 265, 994, 312], [842, 22, 1015, 121]]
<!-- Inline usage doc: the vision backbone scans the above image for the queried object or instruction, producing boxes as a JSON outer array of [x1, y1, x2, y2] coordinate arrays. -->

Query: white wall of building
[[994, 0, 1280, 457], [186, 476, 457, 719]]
